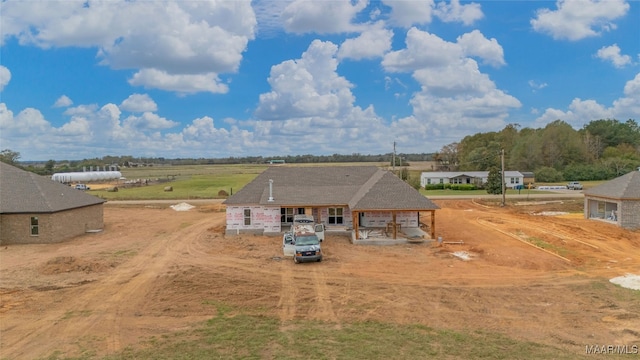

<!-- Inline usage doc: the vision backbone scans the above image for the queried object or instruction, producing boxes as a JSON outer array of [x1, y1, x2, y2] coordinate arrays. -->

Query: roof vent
[[268, 179, 274, 202]]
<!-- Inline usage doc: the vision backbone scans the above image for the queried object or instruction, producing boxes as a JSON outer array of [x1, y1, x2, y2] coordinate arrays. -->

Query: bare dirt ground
[[1, 199, 639, 359]]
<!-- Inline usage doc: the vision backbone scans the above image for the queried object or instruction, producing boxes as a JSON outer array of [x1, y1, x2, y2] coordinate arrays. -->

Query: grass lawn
[[94, 302, 584, 360], [89, 165, 265, 200]]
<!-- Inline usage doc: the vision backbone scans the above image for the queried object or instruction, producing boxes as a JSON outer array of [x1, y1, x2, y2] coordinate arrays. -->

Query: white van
[[292, 214, 325, 242]]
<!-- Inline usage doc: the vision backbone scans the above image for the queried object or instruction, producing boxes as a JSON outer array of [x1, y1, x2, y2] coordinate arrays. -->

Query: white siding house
[[420, 171, 525, 189]]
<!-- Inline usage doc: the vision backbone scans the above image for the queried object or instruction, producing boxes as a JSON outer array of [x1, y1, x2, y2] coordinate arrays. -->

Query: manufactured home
[[420, 171, 525, 189]]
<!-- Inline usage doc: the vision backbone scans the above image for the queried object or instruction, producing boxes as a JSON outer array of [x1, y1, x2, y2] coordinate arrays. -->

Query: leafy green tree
[[539, 120, 588, 169], [582, 119, 640, 152], [434, 142, 459, 171], [486, 166, 502, 194], [0, 149, 21, 165], [399, 167, 410, 181], [535, 166, 563, 182], [44, 160, 56, 174], [509, 127, 542, 171]]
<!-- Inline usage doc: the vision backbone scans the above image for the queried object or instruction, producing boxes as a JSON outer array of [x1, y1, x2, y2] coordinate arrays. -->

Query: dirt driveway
[[1, 199, 639, 358]]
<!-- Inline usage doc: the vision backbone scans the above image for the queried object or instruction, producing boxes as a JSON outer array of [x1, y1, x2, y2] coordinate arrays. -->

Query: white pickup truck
[[567, 181, 583, 190]]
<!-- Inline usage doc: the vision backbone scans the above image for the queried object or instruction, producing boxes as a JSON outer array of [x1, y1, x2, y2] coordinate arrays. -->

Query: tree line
[[434, 119, 640, 182], [0, 149, 433, 176], [2, 118, 638, 183]]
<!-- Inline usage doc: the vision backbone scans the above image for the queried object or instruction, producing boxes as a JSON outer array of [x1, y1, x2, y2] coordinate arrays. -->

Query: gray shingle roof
[[0, 162, 105, 214], [584, 170, 640, 200], [224, 166, 439, 211]]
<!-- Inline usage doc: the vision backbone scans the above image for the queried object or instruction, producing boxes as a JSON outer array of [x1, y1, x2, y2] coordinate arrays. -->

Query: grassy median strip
[[93, 305, 580, 360]]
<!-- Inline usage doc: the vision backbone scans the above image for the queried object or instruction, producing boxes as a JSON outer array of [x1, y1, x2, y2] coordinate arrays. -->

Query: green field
[[87, 164, 600, 200], [89, 164, 266, 200]]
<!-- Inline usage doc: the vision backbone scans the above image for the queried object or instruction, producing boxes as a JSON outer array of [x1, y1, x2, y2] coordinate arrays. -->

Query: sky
[[0, 0, 639, 161]]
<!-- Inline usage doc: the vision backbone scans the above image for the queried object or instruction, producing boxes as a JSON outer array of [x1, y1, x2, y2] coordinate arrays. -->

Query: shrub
[[449, 184, 477, 191], [535, 167, 563, 182], [425, 183, 445, 190]]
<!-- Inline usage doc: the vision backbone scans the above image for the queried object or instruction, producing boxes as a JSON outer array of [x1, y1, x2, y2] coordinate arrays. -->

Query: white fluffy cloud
[[383, 27, 519, 136], [53, 95, 73, 108], [1, 0, 256, 93], [383, 0, 483, 27], [281, 0, 368, 34], [381, 28, 505, 72], [119, 94, 158, 113], [535, 73, 640, 127], [531, 0, 629, 41], [383, 0, 435, 27], [253, 39, 444, 155], [128, 70, 229, 95], [382, 28, 462, 72], [124, 112, 178, 130], [338, 22, 393, 60], [456, 30, 505, 67], [256, 40, 356, 120], [612, 73, 640, 117], [0, 100, 234, 159], [0, 66, 11, 91], [595, 44, 633, 68], [434, 0, 483, 25]]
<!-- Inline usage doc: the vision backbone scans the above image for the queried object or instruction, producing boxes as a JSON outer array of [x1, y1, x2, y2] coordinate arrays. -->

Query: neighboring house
[[521, 172, 535, 186], [223, 166, 440, 240], [0, 162, 105, 245], [583, 169, 640, 230], [420, 171, 524, 189]]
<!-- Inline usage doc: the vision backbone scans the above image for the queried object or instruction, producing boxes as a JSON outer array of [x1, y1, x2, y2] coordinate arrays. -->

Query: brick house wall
[[620, 200, 640, 230], [0, 204, 104, 245]]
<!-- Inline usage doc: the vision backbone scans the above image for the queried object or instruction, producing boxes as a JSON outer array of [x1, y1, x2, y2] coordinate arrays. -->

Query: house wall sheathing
[[224, 205, 422, 235]]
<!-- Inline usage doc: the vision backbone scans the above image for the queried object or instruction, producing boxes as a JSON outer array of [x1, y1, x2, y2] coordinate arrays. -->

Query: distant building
[[584, 169, 640, 230], [420, 171, 525, 189], [0, 162, 105, 245], [521, 172, 535, 186], [267, 159, 286, 165]]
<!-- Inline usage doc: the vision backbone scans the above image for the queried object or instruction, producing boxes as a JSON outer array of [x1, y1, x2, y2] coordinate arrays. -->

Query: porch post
[[392, 211, 397, 239], [430, 210, 436, 239], [352, 211, 359, 240]]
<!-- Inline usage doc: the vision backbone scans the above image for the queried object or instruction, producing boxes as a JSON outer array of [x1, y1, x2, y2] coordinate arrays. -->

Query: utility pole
[[501, 149, 506, 207], [392, 141, 396, 173]]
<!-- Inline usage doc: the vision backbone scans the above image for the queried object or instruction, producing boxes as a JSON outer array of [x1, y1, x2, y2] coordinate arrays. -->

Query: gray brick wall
[[620, 200, 640, 230], [0, 205, 104, 245]]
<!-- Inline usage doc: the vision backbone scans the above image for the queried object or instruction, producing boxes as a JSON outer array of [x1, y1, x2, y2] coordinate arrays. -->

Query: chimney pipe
[[268, 179, 274, 202]]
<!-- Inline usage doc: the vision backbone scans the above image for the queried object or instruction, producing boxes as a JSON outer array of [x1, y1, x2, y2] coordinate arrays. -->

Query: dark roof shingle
[[584, 170, 640, 199], [0, 162, 105, 214], [224, 166, 439, 211]]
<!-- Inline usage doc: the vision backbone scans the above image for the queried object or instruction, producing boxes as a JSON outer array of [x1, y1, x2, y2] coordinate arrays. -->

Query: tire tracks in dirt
[[0, 216, 213, 359], [277, 263, 341, 329]]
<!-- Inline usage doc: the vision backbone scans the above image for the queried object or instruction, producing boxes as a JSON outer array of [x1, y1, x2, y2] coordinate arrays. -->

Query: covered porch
[[351, 209, 436, 244]]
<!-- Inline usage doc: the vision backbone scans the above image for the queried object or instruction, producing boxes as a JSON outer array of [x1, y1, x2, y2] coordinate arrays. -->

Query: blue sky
[[0, 0, 638, 161]]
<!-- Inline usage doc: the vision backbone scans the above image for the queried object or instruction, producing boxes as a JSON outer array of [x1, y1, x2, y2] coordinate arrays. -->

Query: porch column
[[352, 211, 359, 240], [392, 211, 397, 239], [430, 210, 436, 239]]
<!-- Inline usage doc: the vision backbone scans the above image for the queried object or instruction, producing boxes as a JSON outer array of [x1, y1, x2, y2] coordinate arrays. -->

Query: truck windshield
[[295, 236, 319, 246]]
